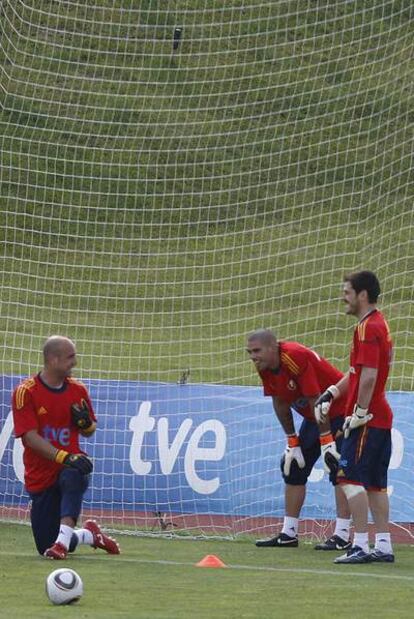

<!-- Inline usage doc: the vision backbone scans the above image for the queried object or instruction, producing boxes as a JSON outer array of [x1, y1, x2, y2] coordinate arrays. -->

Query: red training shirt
[[12, 373, 96, 493], [347, 309, 393, 429], [259, 341, 346, 421]]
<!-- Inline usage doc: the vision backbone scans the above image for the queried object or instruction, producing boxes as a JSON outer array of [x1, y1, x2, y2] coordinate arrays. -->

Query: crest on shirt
[[37, 406, 48, 416], [287, 379, 297, 391]]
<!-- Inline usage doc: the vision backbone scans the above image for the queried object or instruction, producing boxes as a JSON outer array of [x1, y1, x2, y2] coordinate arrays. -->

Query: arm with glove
[[308, 395, 340, 475], [313, 377, 349, 473], [22, 429, 93, 474], [342, 366, 376, 438], [272, 396, 305, 476], [71, 398, 97, 436], [55, 448, 93, 474], [314, 373, 349, 425], [314, 390, 341, 474]]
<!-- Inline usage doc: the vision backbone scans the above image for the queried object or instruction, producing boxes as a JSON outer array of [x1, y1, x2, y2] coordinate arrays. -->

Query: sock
[[333, 518, 351, 542], [282, 516, 298, 538], [74, 528, 94, 546], [353, 532, 369, 553], [56, 524, 74, 550], [375, 532, 393, 554]]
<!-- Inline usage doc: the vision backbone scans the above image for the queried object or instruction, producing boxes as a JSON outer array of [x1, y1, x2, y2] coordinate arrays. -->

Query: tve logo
[[42, 425, 71, 446], [0, 412, 24, 483], [0, 415, 72, 483], [129, 401, 227, 495]]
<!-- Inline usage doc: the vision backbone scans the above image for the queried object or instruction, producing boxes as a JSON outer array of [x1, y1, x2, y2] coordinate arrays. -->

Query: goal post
[[1, 0, 413, 540]]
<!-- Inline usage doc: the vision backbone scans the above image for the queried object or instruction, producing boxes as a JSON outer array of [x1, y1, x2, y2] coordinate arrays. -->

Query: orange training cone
[[196, 554, 227, 568]]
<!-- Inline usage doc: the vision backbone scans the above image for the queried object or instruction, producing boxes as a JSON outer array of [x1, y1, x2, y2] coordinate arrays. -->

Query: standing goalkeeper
[[315, 271, 395, 564], [246, 329, 351, 550], [12, 336, 120, 559]]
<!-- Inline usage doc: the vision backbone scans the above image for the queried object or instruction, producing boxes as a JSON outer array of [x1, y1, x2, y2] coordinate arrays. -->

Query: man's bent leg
[[285, 483, 305, 518], [256, 427, 314, 549], [30, 484, 61, 556], [255, 484, 305, 547], [314, 485, 351, 550], [45, 468, 90, 558]]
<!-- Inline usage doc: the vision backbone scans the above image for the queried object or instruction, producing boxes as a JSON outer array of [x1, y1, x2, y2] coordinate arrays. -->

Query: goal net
[[1, 0, 413, 541]]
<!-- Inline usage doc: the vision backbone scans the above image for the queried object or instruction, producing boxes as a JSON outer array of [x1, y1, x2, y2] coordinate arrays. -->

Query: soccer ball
[[45, 568, 83, 605]]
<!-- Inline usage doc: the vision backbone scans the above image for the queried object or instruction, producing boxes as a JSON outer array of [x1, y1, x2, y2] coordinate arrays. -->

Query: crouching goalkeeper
[[246, 329, 351, 550], [12, 336, 120, 560]]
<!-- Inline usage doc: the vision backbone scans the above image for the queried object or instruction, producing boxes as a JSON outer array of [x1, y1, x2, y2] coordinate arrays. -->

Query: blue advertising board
[[0, 375, 413, 521]]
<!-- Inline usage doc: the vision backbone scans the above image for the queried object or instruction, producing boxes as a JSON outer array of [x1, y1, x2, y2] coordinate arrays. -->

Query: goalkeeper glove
[[55, 449, 93, 475], [71, 399, 93, 431], [343, 404, 373, 439], [314, 385, 340, 424], [319, 432, 340, 474], [283, 434, 305, 476]]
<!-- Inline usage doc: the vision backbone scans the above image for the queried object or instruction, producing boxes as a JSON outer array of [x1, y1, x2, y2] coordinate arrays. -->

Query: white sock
[[334, 518, 351, 541], [375, 532, 393, 554], [282, 516, 298, 538], [74, 528, 94, 546], [56, 524, 74, 550], [353, 532, 369, 553]]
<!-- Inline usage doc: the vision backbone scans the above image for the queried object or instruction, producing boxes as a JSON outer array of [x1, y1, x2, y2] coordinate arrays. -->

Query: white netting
[[0, 0, 413, 540]]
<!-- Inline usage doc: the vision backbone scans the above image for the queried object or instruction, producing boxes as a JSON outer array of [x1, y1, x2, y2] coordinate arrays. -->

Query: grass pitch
[[1, 7, 413, 614], [1, 1, 414, 388], [2, 522, 414, 619]]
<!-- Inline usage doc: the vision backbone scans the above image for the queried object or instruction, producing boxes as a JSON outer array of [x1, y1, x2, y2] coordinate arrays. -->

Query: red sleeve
[[355, 323, 380, 369], [12, 384, 39, 438]]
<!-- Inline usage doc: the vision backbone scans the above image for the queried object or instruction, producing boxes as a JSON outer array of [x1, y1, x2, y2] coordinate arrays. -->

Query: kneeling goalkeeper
[[12, 336, 120, 559]]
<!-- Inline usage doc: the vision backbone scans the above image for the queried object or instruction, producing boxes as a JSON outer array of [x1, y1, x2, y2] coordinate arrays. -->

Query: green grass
[[0, 1, 413, 387], [1, 9, 413, 617], [2, 522, 414, 619]]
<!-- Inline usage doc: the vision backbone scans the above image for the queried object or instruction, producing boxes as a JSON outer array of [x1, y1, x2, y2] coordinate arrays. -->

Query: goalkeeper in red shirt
[[315, 271, 395, 564], [246, 329, 351, 550], [12, 336, 120, 559]]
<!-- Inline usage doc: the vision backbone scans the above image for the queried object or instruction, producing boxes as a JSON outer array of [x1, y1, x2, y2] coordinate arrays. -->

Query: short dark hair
[[344, 271, 381, 303], [247, 329, 277, 347]]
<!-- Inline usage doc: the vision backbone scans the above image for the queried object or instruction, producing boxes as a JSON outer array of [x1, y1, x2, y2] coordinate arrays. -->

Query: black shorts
[[280, 415, 345, 486], [337, 426, 391, 490]]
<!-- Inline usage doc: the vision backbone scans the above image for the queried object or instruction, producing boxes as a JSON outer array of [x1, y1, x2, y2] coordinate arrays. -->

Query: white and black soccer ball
[[45, 568, 83, 605]]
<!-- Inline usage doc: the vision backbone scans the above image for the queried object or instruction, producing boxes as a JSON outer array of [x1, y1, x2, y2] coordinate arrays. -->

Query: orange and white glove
[[283, 434, 305, 476], [319, 432, 340, 474]]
